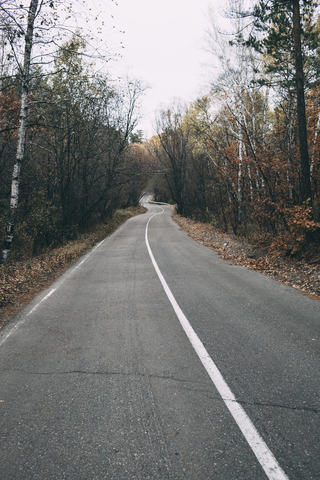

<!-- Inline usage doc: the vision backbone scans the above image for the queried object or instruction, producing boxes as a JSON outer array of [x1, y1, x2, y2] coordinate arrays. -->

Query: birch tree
[[1, 0, 40, 264], [203, 0, 267, 218]]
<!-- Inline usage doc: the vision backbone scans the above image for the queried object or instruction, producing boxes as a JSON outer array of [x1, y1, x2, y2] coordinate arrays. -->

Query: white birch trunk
[[287, 107, 295, 200], [237, 118, 242, 220], [1, 0, 39, 264], [260, 88, 269, 195], [262, 87, 269, 146]]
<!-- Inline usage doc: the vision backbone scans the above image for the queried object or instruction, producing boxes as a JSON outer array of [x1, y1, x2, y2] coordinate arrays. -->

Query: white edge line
[[27, 288, 56, 316], [145, 208, 289, 480], [0, 238, 106, 347]]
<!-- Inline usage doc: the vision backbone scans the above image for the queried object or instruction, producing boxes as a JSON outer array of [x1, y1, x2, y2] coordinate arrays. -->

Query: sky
[[90, 0, 229, 139]]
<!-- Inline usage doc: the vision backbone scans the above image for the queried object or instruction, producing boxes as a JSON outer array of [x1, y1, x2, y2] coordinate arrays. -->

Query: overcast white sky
[[88, 0, 229, 138]]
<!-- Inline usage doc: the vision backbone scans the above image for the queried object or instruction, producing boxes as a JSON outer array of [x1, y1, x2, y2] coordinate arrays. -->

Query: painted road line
[[145, 208, 289, 480]]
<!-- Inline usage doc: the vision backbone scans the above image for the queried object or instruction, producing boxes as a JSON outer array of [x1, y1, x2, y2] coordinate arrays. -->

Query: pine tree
[[248, 0, 318, 203]]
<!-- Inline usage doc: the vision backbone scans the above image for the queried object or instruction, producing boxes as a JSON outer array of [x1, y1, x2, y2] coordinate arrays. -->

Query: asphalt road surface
[[0, 200, 319, 479]]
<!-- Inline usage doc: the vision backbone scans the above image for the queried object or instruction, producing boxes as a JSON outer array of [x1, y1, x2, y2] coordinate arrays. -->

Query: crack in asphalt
[[4, 368, 319, 414], [236, 399, 319, 414], [4, 368, 188, 383]]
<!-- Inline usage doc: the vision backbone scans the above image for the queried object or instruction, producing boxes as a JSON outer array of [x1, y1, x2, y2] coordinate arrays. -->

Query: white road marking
[[0, 288, 58, 346], [145, 207, 289, 480], [26, 288, 56, 316], [0, 239, 106, 347]]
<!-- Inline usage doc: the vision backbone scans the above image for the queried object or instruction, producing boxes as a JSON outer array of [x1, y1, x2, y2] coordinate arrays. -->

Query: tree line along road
[[0, 201, 319, 479]]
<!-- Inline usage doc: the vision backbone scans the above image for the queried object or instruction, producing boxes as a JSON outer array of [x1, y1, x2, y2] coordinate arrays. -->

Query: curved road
[[0, 202, 319, 479]]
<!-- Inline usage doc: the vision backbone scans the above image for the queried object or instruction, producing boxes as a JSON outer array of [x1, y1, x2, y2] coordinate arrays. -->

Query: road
[[0, 201, 319, 479]]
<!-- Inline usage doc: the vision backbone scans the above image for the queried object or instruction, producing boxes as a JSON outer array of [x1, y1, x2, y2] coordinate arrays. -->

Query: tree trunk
[[237, 111, 243, 221], [310, 109, 320, 176], [1, 0, 39, 264], [292, 0, 312, 203]]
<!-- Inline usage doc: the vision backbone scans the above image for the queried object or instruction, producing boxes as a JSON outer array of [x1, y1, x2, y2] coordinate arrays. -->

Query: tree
[[293, 0, 312, 202], [24, 37, 146, 244], [154, 102, 192, 215], [1, 0, 40, 264], [248, 0, 318, 202], [130, 129, 143, 144], [199, 1, 273, 228]]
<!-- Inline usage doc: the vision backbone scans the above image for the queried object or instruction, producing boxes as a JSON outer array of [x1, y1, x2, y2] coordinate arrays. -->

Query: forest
[[149, 0, 320, 260], [0, 0, 320, 268]]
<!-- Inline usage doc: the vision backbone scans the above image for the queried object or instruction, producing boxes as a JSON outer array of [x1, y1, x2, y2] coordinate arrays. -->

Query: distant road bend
[[0, 196, 319, 479]]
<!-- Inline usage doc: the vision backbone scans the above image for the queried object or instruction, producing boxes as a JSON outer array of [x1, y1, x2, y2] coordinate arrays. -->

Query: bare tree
[[154, 102, 192, 215]]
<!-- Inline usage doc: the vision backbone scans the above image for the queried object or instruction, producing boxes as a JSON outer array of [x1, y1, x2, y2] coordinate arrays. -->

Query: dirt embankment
[[173, 215, 320, 301]]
